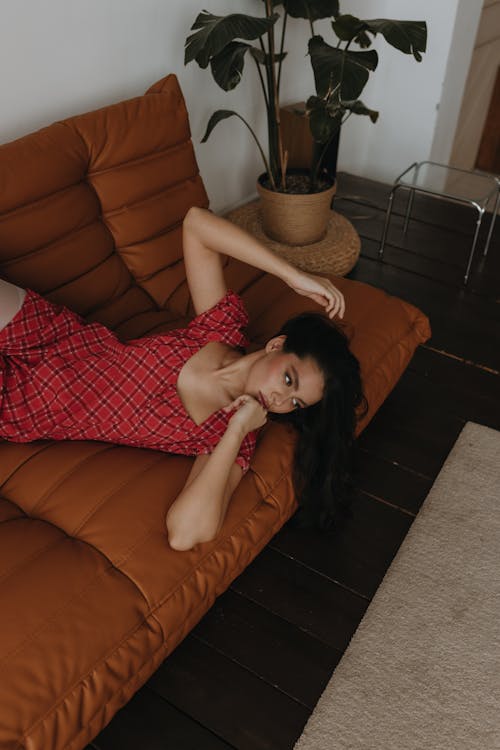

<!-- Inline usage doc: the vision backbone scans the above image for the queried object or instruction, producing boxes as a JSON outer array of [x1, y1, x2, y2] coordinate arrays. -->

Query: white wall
[[335, 0, 482, 184], [429, 0, 483, 167], [0, 0, 478, 211]]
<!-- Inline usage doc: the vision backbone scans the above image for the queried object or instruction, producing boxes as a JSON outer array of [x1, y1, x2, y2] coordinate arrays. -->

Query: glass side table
[[378, 161, 500, 284]]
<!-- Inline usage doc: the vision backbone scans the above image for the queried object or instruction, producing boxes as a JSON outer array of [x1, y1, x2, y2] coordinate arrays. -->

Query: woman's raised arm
[[183, 207, 345, 320]]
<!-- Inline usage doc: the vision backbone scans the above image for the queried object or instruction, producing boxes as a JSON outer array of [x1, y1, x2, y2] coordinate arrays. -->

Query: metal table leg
[[403, 188, 415, 234], [463, 204, 484, 285], [378, 186, 398, 260], [483, 187, 500, 257]]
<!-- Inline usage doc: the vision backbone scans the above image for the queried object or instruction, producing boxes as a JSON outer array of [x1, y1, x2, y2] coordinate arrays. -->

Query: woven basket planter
[[256, 171, 337, 246]]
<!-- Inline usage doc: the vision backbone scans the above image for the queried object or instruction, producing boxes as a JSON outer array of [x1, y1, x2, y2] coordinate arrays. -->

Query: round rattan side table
[[225, 198, 360, 277]]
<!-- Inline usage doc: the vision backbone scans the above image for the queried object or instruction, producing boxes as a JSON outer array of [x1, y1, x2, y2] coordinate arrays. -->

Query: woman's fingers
[[322, 282, 345, 319], [223, 395, 246, 412], [291, 272, 346, 319]]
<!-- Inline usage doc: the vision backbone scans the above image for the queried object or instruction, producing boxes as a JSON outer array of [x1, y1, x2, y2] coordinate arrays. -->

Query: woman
[[0, 207, 367, 549]]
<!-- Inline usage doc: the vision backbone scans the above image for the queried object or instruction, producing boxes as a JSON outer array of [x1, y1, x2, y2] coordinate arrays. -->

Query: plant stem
[[254, 58, 269, 111], [233, 112, 276, 190], [266, 0, 286, 190], [277, 11, 288, 95], [311, 131, 338, 191]]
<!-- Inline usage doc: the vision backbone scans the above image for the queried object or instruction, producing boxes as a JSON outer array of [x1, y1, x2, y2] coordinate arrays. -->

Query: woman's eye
[[285, 372, 292, 386]]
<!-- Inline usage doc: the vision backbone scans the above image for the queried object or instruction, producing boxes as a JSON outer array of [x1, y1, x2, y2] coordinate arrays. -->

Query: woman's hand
[[223, 394, 267, 436], [287, 270, 345, 319]]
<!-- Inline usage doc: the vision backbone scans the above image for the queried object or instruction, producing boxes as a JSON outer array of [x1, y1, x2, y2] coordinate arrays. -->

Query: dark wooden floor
[[87, 173, 500, 750]]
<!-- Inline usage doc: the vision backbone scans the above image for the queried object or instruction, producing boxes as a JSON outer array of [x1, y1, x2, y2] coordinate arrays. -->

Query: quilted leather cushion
[[0, 74, 208, 324], [0, 423, 298, 750], [0, 73, 431, 749], [0, 274, 430, 750]]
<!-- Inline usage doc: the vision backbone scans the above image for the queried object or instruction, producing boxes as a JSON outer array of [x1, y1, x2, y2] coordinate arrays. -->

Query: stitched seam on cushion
[[130, 312, 186, 338], [135, 258, 189, 290], [16, 592, 165, 746], [86, 139, 192, 178], [44, 248, 116, 292], [117, 232, 184, 280], [22, 610, 168, 749], [96, 288, 162, 329], [0, 219, 108, 271], [46, 255, 131, 316], [0, 180, 89, 223], [29, 444, 117, 516], [23, 490, 285, 748], [0, 562, 118, 665], [102, 174, 201, 219], [0, 441, 55, 492], [70, 453, 165, 537], [250, 463, 293, 498], [22, 485, 287, 749], [0, 527, 66, 587]]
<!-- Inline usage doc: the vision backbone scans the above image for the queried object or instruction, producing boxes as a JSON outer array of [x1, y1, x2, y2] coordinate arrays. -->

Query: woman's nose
[[272, 390, 291, 409]]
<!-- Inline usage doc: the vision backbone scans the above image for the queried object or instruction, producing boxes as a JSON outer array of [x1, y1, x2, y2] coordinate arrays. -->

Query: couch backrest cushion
[[0, 74, 208, 326]]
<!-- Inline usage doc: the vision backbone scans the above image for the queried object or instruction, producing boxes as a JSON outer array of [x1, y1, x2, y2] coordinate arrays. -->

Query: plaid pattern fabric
[[0, 288, 257, 473]]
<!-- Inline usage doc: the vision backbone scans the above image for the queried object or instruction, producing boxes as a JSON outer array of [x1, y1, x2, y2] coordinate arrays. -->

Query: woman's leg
[[0, 279, 27, 332]]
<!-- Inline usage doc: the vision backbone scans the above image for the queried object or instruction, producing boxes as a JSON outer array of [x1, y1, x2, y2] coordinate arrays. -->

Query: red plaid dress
[[0, 288, 257, 473]]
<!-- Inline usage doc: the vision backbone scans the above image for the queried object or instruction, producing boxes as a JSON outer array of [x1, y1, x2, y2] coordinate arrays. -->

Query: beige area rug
[[294, 421, 500, 750]]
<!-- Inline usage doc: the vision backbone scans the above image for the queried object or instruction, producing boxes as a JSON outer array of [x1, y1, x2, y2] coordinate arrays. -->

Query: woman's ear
[[265, 334, 286, 353]]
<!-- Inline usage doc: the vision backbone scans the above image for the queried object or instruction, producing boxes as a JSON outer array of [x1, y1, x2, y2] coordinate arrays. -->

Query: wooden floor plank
[[356, 370, 466, 477], [147, 637, 309, 750], [229, 547, 368, 651], [408, 348, 500, 423], [89, 687, 234, 750], [353, 449, 431, 515], [190, 588, 342, 709], [336, 172, 500, 239], [270, 489, 414, 599], [341, 202, 500, 297]]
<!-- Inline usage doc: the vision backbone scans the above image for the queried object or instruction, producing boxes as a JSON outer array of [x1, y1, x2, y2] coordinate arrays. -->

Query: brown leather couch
[[0, 74, 431, 750]]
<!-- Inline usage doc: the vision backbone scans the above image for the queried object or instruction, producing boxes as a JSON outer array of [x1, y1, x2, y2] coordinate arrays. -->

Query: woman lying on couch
[[0, 207, 367, 548]]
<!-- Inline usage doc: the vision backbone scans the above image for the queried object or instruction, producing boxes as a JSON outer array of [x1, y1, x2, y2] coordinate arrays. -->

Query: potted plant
[[185, 2, 427, 245]]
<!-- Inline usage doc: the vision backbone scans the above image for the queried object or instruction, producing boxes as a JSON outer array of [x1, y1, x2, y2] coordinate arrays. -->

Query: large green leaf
[[185, 11, 279, 68], [201, 109, 271, 178], [284, 0, 339, 20], [306, 93, 378, 144], [332, 14, 368, 43], [342, 99, 379, 122], [209, 42, 286, 92], [308, 35, 378, 100], [362, 19, 427, 61], [306, 95, 342, 143], [332, 16, 427, 61], [201, 110, 239, 142], [210, 42, 252, 91]]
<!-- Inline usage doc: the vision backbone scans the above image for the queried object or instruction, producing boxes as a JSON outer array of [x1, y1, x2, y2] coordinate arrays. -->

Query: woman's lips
[[258, 391, 269, 409]]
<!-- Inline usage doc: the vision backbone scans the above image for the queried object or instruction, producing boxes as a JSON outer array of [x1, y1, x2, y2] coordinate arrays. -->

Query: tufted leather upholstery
[[0, 74, 431, 749]]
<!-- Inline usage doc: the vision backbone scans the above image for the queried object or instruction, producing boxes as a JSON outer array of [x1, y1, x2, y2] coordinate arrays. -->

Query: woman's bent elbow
[[166, 524, 217, 551], [168, 533, 196, 552]]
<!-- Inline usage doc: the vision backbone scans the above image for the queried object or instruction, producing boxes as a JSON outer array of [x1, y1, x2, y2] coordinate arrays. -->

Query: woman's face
[[246, 336, 325, 414]]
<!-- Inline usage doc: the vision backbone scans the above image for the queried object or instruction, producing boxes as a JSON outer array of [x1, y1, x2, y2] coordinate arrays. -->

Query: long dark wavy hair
[[270, 311, 369, 533]]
